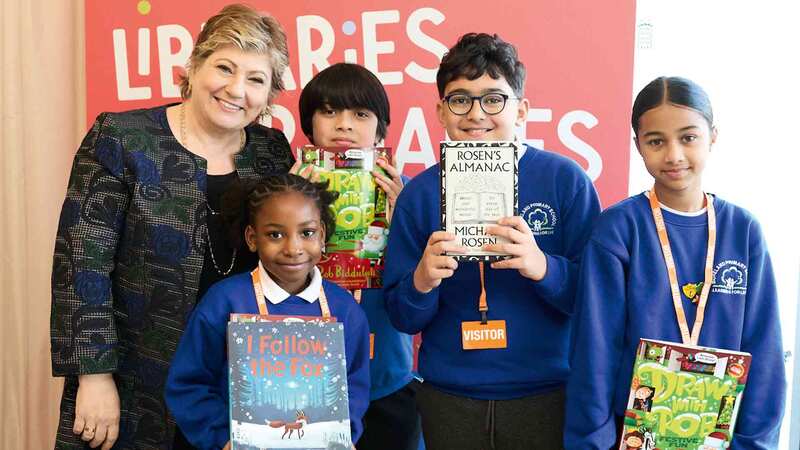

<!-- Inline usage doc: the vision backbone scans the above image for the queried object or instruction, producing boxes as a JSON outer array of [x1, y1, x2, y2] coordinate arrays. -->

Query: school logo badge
[[521, 202, 558, 236], [711, 260, 748, 295]]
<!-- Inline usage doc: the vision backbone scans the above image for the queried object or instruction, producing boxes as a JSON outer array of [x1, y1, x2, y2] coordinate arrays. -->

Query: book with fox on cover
[[227, 315, 352, 449], [618, 338, 751, 450], [300, 146, 390, 289], [440, 141, 518, 261]]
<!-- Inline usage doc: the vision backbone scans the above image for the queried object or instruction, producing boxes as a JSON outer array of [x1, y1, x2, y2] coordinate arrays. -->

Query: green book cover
[[619, 338, 751, 450], [300, 146, 389, 290]]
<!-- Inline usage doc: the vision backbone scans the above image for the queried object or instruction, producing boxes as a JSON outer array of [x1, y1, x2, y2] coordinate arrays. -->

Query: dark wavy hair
[[632, 76, 714, 136], [299, 63, 391, 142], [222, 173, 338, 248], [436, 33, 526, 98]]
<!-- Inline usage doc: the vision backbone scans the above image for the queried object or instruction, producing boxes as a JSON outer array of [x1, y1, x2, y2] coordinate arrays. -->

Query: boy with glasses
[[383, 33, 601, 450]]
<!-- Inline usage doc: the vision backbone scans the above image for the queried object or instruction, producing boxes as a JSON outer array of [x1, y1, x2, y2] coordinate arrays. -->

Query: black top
[[197, 171, 258, 301]]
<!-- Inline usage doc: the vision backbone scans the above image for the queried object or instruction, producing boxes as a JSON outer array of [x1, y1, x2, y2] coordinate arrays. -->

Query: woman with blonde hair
[[50, 5, 294, 449]]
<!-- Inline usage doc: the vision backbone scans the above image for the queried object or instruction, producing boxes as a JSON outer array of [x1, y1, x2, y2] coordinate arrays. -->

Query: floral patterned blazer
[[50, 105, 294, 449]]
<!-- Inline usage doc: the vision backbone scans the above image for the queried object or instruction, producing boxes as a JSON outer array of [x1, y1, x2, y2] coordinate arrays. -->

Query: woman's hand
[[373, 157, 404, 224], [483, 216, 547, 281], [73, 373, 120, 450]]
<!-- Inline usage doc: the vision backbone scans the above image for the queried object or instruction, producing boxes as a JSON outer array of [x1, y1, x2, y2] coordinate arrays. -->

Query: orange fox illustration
[[265, 410, 309, 439]]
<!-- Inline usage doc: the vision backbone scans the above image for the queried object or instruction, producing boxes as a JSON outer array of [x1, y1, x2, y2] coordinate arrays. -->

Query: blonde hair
[[180, 4, 289, 106]]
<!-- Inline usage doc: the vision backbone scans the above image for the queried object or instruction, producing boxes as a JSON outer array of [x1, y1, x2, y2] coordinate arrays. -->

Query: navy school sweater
[[564, 193, 785, 449], [359, 288, 415, 400], [358, 173, 416, 401], [383, 145, 601, 399], [165, 273, 370, 449]]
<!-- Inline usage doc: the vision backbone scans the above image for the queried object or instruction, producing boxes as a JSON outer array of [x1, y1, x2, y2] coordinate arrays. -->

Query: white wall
[[631, 1, 800, 448]]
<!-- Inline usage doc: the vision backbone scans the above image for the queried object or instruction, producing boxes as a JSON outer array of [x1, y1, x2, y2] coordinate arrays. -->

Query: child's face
[[245, 191, 326, 295], [310, 106, 379, 147], [436, 73, 528, 142], [635, 387, 652, 399], [636, 103, 716, 201], [625, 435, 643, 447]]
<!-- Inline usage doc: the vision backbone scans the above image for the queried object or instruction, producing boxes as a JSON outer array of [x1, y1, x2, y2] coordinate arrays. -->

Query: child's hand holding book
[[484, 216, 547, 281]]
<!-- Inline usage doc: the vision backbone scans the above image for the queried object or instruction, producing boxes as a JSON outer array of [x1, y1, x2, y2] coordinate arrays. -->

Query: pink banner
[[86, 0, 636, 205]]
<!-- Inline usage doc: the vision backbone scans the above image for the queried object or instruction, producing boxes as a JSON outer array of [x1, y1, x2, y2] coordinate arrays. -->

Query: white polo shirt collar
[[257, 261, 322, 304]]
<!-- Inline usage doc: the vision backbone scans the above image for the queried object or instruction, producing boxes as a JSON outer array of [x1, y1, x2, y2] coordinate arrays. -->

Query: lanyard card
[[461, 320, 508, 350]]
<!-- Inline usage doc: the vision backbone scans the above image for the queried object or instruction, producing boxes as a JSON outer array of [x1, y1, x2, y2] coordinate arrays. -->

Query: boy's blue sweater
[[359, 288, 415, 400], [383, 145, 601, 399], [564, 193, 786, 449], [359, 173, 416, 401], [165, 273, 370, 449]]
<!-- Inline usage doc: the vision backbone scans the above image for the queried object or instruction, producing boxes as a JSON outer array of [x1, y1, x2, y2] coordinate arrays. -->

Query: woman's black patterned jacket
[[50, 105, 293, 449]]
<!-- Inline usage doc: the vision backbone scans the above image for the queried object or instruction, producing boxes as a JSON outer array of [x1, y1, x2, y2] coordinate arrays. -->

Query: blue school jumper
[[564, 193, 785, 449], [165, 267, 370, 449], [383, 145, 601, 399], [359, 288, 415, 400], [360, 173, 416, 402]]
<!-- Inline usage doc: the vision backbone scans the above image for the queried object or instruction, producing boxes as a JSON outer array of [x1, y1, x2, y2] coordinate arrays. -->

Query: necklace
[[180, 103, 243, 276], [179, 102, 246, 156], [205, 192, 237, 275], [205, 226, 238, 276]]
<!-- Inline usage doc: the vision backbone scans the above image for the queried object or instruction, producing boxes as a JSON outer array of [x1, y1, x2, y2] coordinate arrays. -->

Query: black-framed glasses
[[442, 92, 518, 115]]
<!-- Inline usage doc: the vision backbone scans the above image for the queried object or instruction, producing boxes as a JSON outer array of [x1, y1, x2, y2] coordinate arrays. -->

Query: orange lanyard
[[648, 190, 716, 346], [462, 261, 507, 351], [478, 262, 488, 324], [250, 268, 331, 318]]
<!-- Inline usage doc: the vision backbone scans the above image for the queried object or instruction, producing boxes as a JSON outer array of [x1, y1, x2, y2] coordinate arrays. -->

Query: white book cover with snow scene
[[227, 319, 352, 450]]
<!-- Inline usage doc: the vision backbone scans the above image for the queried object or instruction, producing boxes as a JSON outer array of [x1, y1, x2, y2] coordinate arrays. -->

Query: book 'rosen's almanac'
[[300, 146, 390, 289], [440, 141, 519, 261], [227, 314, 352, 449], [618, 339, 751, 450]]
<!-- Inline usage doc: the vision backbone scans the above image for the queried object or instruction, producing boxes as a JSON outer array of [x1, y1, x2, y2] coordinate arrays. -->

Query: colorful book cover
[[440, 141, 519, 261], [618, 338, 751, 450], [300, 146, 390, 289], [227, 316, 352, 449], [230, 314, 336, 323]]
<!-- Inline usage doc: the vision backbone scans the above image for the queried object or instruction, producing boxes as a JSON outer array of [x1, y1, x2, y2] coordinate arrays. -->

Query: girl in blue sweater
[[564, 77, 785, 449], [165, 174, 370, 449]]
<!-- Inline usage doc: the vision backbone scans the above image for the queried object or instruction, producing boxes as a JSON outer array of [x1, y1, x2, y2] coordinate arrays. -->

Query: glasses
[[442, 92, 518, 115]]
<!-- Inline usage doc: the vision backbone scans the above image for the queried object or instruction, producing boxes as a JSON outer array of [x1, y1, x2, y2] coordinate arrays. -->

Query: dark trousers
[[172, 427, 195, 450], [357, 381, 422, 450], [416, 383, 566, 450]]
